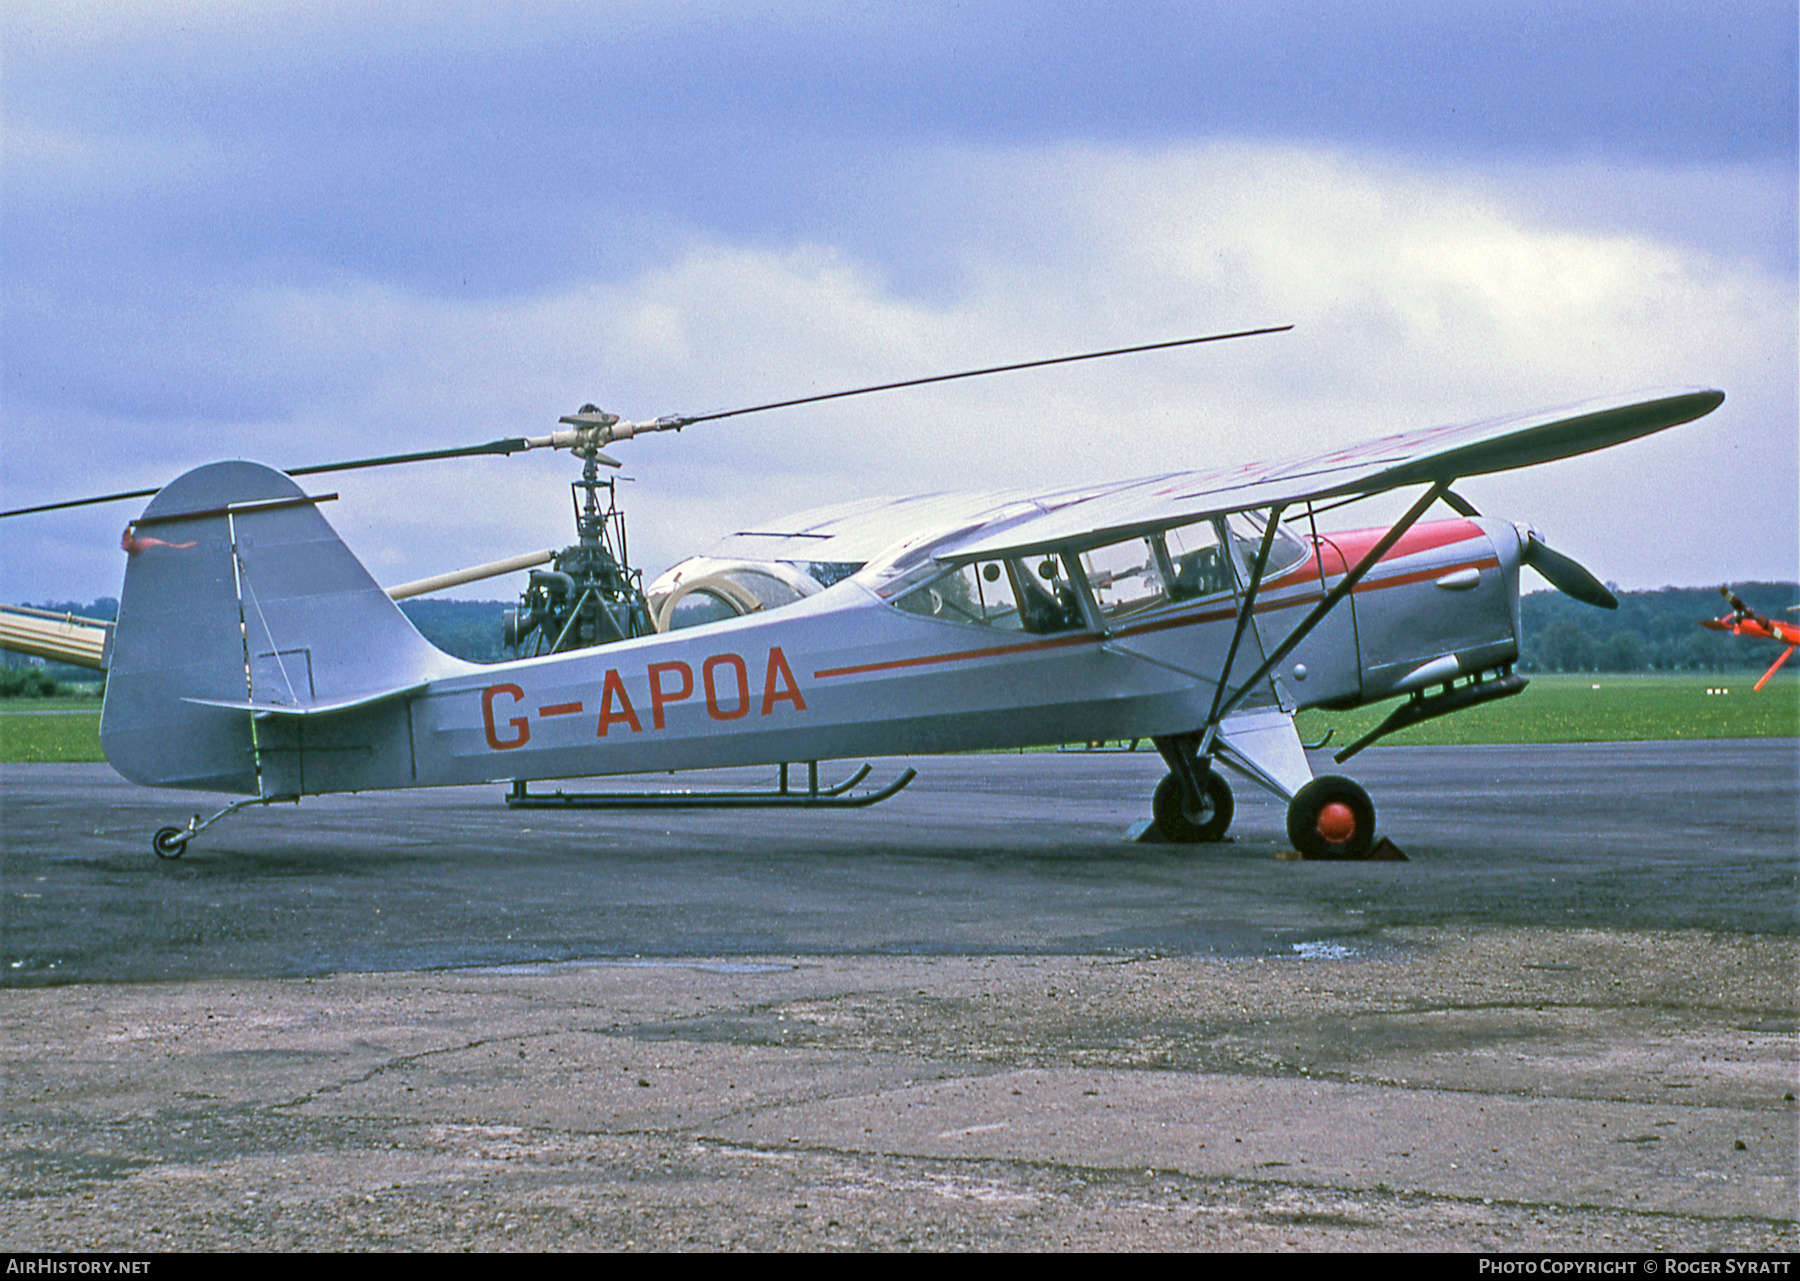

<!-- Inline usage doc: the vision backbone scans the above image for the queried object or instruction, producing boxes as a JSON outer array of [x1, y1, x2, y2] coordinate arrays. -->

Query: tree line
[[1519, 581, 1797, 674]]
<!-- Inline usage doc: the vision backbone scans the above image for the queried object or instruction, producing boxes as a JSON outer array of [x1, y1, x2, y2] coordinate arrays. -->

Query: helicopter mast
[[503, 406, 653, 655]]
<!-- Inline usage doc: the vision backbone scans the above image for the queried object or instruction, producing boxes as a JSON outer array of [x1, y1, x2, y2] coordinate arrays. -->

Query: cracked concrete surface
[[4, 929, 1795, 1250], [4, 746, 1796, 1249]]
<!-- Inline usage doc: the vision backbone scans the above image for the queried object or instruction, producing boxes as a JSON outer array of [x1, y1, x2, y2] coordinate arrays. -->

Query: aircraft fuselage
[[240, 515, 1523, 798]]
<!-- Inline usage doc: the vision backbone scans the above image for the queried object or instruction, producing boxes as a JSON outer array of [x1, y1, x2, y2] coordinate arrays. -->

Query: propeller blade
[[1522, 534, 1618, 610], [1442, 489, 1481, 517]]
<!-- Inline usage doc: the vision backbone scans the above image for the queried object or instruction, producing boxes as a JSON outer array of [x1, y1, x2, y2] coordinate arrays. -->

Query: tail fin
[[102, 461, 470, 793]]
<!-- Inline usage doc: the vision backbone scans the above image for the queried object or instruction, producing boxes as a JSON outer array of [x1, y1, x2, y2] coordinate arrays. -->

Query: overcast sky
[[3, 1, 1795, 606]]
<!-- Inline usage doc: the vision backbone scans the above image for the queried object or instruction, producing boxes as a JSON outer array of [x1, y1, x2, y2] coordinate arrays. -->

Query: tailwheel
[[151, 827, 190, 859], [1152, 770, 1234, 843], [1286, 775, 1376, 860]]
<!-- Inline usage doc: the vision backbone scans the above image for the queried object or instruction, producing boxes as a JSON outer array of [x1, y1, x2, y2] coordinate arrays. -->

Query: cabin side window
[[893, 557, 1085, 634], [1011, 556, 1086, 633], [1078, 537, 1166, 620], [1161, 521, 1234, 601], [894, 561, 1021, 629]]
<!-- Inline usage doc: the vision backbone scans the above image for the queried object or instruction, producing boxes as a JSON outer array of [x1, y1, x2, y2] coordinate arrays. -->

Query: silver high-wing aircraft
[[92, 380, 1723, 859]]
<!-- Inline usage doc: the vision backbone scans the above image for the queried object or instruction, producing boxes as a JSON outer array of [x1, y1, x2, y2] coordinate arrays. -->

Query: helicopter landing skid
[[503, 762, 917, 810]]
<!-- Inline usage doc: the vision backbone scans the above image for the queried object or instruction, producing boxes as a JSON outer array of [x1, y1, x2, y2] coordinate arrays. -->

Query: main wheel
[[1152, 770, 1234, 843], [152, 827, 189, 859], [1286, 775, 1376, 860]]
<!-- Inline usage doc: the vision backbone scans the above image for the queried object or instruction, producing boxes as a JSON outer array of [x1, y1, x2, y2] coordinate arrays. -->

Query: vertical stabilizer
[[101, 462, 471, 793]]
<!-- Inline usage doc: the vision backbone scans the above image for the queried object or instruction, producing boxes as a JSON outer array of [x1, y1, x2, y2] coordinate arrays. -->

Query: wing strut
[[1215, 481, 1450, 727], [1153, 504, 1288, 814], [1200, 504, 1288, 753], [1155, 481, 1451, 811]]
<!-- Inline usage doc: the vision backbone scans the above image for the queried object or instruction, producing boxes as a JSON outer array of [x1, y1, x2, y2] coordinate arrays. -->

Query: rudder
[[102, 462, 470, 793]]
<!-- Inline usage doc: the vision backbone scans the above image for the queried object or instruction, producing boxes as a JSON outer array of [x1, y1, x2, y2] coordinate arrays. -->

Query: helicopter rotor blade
[[0, 436, 541, 520], [286, 437, 535, 478], [384, 548, 559, 601], [3, 326, 1291, 518], [659, 325, 1295, 430], [2, 487, 166, 520]]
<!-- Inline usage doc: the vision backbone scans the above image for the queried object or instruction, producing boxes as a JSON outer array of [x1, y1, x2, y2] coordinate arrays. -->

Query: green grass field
[[0, 674, 1795, 763], [1295, 673, 1799, 749], [0, 700, 104, 762]]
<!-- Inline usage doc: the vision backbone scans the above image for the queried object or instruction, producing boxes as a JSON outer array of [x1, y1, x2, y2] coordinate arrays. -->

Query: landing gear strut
[[146, 793, 298, 860], [1285, 774, 1376, 860]]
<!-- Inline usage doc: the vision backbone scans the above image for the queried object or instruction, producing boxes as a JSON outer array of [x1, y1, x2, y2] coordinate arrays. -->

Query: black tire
[[1286, 775, 1376, 860], [1152, 770, 1234, 843], [152, 827, 188, 859]]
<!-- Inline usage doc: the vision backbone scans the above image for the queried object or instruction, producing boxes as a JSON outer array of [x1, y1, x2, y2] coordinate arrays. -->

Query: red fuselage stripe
[[813, 631, 1096, 680], [812, 553, 1498, 680]]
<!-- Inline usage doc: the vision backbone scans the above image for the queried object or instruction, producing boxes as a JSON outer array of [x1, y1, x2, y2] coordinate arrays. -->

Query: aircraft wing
[[698, 480, 1144, 566], [939, 388, 1723, 561]]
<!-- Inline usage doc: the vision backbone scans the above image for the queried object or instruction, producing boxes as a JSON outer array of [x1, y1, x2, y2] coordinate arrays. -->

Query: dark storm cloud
[[6, 2, 1793, 300], [2, 3, 1793, 600]]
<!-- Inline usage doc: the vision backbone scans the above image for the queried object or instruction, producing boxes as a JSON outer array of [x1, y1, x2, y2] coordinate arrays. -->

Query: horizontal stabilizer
[[183, 681, 430, 718]]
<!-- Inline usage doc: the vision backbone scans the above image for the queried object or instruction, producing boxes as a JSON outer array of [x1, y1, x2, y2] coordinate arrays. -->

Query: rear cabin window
[[894, 557, 1084, 634]]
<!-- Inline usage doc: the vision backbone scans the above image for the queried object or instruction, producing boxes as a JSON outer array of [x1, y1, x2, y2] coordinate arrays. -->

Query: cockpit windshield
[[1225, 511, 1309, 580], [881, 509, 1319, 635], [644, 557, 828, 633]]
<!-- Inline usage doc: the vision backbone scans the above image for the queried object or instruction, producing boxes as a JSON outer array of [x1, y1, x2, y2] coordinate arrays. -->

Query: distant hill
[[395, 599, 512, 663]]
